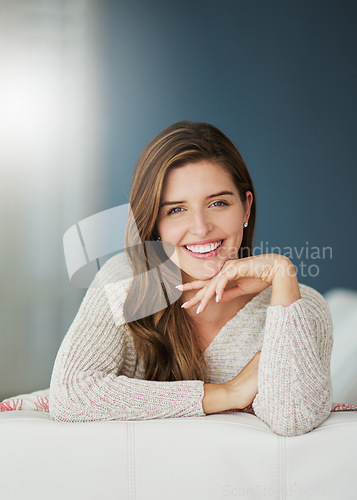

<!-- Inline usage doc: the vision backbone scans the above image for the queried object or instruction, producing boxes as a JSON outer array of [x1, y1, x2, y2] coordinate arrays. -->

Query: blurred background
[[0, 0, 356, 400]]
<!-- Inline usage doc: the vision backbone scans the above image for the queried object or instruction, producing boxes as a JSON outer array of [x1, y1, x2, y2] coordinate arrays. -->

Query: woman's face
[[157, 160, 253, 281]]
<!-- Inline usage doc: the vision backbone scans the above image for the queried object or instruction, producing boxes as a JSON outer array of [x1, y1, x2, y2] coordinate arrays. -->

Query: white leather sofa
[[2, 287, 357, 500], [1, 409, 356, 500]]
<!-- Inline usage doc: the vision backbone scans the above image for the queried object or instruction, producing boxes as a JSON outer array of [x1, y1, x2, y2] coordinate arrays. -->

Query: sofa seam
[[127, 422, 136, 500], [279, 436, 287, 500]]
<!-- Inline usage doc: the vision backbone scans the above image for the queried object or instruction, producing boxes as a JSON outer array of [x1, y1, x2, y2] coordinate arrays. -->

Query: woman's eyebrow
[[160, 191, 234, 208], [160, 191, 235, 207]]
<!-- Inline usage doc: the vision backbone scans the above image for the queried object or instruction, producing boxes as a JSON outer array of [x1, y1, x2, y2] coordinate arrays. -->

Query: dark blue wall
[[99, 0, 357, 294]]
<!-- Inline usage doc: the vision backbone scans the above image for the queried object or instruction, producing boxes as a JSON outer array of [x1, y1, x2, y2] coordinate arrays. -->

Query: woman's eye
[[211, 200, 228, 207], [167, 201, 227, 215], [167, 207, 183, 215]]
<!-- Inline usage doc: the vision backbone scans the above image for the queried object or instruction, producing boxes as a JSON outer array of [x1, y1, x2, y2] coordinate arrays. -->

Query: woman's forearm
[[253, 286, 333, 436], [270, 257, 301, 307]]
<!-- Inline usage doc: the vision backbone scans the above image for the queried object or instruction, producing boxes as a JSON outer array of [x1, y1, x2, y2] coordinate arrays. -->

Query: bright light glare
[[0, 53, 62, 161], [0, 1, 103, 191]]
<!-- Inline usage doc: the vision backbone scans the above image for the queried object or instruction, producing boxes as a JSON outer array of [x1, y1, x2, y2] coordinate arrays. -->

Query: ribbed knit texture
[[50, 254, 333, 436]]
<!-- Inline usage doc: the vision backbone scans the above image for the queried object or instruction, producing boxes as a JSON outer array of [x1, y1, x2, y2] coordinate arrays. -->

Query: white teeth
[[185, 240, 222, 254]]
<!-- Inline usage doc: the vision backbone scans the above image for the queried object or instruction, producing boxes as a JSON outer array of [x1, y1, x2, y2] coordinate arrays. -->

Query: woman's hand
[[179, 253, 299, 314], [202, 351, 261, 413], [226, 350, 261, 409]]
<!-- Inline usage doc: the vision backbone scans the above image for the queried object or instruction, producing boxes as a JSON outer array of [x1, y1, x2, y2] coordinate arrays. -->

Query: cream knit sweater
[[49, 254, 333, 437]]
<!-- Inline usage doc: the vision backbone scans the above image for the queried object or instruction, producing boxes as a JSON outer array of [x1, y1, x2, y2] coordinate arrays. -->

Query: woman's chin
[[182, 262, 223, 282]]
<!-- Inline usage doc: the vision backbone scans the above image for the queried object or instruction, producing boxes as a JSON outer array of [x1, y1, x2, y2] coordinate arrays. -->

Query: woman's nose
[[190, 211, 213, 237]]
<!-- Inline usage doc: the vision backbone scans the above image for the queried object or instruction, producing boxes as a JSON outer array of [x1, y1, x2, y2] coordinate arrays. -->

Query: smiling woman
[[49, 121, 333, 436], [157, 162, 253, 280]]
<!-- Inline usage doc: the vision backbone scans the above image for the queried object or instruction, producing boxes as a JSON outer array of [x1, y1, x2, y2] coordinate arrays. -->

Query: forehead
[[162, 160, 238, 199]]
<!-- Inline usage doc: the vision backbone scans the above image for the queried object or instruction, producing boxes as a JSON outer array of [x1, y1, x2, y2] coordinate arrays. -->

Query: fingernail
[[216, 294, 220, 303], [181, 301, 189, 308], [176, 285, 184, 290], [196, 305, 201, 315]]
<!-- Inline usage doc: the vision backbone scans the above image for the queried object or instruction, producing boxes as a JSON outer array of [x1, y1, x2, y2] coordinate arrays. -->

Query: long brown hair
[[123, 121, 256, 381]]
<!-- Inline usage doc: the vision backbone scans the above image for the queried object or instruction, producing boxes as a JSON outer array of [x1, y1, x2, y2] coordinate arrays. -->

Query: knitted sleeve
[[49, 257, 205, 422], [252, 285, 333, 436]]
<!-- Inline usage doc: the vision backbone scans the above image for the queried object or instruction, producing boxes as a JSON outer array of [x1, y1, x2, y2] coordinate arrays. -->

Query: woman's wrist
[[202, 381, 249, 414], [270, 256, 301, 307], [202, 383, 232, 414]]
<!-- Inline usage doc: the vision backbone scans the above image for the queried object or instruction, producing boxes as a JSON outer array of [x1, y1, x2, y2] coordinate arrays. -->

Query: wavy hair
[[123, 121, 256, 381]]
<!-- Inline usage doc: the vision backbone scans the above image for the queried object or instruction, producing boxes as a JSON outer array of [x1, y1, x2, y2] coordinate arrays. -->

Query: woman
[[50, 121, 333, 436]]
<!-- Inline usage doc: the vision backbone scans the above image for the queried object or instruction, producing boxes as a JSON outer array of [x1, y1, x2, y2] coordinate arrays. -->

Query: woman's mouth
[[182, 240, 224, 259]]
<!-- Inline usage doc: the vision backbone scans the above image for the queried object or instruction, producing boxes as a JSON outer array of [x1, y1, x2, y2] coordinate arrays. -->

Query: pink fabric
[[331, 403, 357, 412], [0, 390, 49, 413]]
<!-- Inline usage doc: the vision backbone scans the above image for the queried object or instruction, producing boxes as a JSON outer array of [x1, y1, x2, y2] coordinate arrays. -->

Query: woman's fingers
[[180, 286, 209, 310], [177, 280, 210, 311], [192, 274, 230, 314], [215, 284, 246, 303], [179, 255, 287, 314], [214, 274, 231, 302], [180, 278, 220, 313], [179, 271, 238, 313], [196, 279, 223, 313], [176, 281, 207, 291]]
